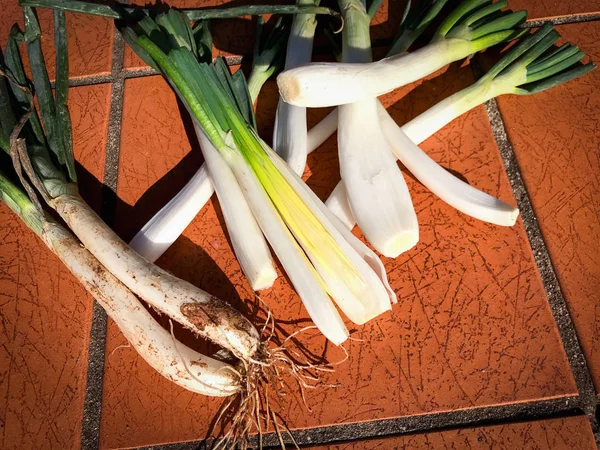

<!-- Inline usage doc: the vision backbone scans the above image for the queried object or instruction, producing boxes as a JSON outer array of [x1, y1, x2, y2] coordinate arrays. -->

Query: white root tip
[[251, 267, 278, 291], [380, 230, 419, 258], [276, 72, 301, 105], [507, 208, 520, 227]]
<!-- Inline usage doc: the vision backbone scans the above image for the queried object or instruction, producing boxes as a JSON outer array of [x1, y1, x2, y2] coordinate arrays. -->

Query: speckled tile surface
[[0, 84, 110, 450], [495, 21, 600, 392], [511, 0, 600, 21], [0, 2, 599, 450], [309, 416, 597, 449], [97, 68, 577, 448]]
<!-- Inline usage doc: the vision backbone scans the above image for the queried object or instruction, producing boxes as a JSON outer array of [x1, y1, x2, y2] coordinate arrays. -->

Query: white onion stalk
[[10, 8, 262, 362], [247, 136, 394, 324], [195, 124, 277, 290], [273, 0, 319, 175], [129, 165, 213, 262], [278, 0, 527, 107], [316, 23, 596, 228], [0, 174, 238, 396], [42, 223, 239, 397], [335, 0, 418, 257], [323, 180, 355, 229]]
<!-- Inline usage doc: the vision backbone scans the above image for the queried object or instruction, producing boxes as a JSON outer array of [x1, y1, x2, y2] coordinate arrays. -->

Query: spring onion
[[335, 0, 419, 257], [12, 6, 262, 363], [277, 0, 527, 107]]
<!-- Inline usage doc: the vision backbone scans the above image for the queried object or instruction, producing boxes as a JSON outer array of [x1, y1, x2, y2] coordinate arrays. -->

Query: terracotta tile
[[495, 22, 600, 391], [101, 62, 576, 448], [310, 416, 596, 449], [0, 83, 110, 449], [0, 0, 113, 79], [512, 0, 600, 21]]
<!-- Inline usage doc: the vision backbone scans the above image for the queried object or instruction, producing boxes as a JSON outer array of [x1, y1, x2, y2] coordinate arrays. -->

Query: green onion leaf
[[19, 0, 341, 21], [434, 0, 489, 38], [525, 51, 585, 83], [54, 10, 77, 182], [469, 9, 526, 40], [463, 0, 507, 27], [527, 43, 580, 74], [389, 0, 449, 55], [515, 63, 596, 94], [481, 22, 554, 81]]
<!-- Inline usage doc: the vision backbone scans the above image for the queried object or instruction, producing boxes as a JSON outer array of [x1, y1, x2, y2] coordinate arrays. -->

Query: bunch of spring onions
[[276, 0, 595, 256], [124, 13, 290, 292], [115, 8, 395, 346], [276, 0, 529, 257]]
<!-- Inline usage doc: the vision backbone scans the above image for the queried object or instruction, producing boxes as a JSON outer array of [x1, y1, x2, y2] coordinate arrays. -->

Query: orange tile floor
[[1, 1, 600, 449]]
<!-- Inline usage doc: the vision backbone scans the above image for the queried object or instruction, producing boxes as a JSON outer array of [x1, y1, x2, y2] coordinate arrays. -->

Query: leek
[[0, 12, 241, 396], [277, 0, 527, 107], [336, 0, 419, 257], [7, 6, 263, 363], [129, 15, 287, 292]]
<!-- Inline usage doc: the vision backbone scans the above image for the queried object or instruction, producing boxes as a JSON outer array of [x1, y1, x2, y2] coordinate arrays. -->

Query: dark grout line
[[132, 396, 583, 449], [524, 12, 600, 28], [80, 29, 126, 450], [483, 98, 598, 421], [68, 73, 116, 87], [122, 66, 159, 79]]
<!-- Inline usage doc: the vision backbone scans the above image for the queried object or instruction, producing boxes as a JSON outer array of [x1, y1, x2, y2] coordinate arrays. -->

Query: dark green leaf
[[470, 10, 526, 40], [480, 22, 553, 81], [516, 63, 596, 94], [527, 43, 579, 74], [525, 51, 585, 83]]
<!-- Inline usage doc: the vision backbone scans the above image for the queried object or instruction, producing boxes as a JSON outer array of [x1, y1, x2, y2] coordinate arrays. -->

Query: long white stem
[[42, 221, 239, 396], [338, 99, 419, 256], [378, 103, 519, 225], [277, 38, 471, 107], [320, 86, 519, 228], [53, 193, 261, 360], [130, 165, 214, 262], [195, 124, 277, 291], [336, 0, 418, 258], [273, 0, 318, 175], [307, 108, 338, 153], [323, 180, 355, 229], [221, 146, 350, 345], [263, 142, 396, 309]]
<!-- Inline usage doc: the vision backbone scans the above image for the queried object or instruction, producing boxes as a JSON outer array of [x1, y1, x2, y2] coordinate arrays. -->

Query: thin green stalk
[[54, 10, 77, 182], [19, 0, 340, 21], [4, 25, 46, 147], [0, 169, 43, 235]]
